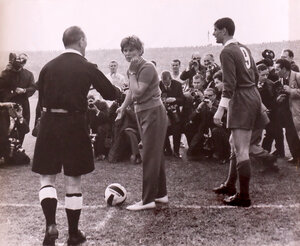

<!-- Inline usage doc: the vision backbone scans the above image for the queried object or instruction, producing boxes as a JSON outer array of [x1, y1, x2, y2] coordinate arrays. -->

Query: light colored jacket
[[288, 70, 300, 138]]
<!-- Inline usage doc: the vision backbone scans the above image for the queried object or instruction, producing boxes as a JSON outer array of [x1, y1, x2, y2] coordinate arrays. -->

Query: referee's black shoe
[[223, 193, 251, 207], [67, 230, 86, 246], [43, 224, 58, 246]]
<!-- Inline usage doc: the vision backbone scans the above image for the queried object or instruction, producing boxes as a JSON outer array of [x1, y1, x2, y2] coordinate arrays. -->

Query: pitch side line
[[0, 203, 300, 209]]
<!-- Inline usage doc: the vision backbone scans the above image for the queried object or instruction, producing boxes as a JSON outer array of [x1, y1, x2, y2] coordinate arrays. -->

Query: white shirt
[[105, 72, 128, 91]]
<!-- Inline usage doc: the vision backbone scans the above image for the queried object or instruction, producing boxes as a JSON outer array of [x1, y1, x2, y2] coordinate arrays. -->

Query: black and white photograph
[[0, 0, 300, 245]]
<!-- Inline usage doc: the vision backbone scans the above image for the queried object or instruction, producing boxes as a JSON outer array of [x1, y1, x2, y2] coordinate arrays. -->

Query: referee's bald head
[[62, 26, 85, 47]]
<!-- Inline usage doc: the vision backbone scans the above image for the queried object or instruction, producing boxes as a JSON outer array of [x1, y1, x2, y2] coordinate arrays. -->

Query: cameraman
[[87, 95, 111, 160], [274, 59, 300, 164], [0, 102, 30, 166], [0, 53, 36, 145], [203, 54, 220, 88], [160, 71, 185, 158], [186, 88, 229, 162], [256, 64, 285, 158], [180, 52, 206, 89]]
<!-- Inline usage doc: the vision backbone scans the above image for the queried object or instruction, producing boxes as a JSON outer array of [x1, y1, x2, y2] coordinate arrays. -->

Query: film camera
[[161, 93, 181, 123]]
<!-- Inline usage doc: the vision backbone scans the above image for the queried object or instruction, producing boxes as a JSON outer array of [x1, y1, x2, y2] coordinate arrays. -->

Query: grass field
[[0, 97, 300, 246]]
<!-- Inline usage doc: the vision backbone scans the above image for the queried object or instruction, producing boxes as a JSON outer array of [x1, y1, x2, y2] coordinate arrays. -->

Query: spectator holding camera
[[203, 53, 220, 88], [274, 59, 300, 164], [281, 49, 299, 72], [256, 64, 285, 158], [185, 88, 227, 161], [160, 71, 185, 158], [0, 102, 30, 166], [87, 94, 111, 160], [180, 51, 206, 89], [0, 53, 36, 145]]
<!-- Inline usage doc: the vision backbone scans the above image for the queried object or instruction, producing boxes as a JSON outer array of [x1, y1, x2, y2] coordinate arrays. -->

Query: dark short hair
[[214, 17, 235, 36], [212, 70, 223, 81], [283, 49, 294, 58], [257, 64, 268, 72], [120, 35, 144, 55], [276, 58, 291, 71], [161, 70, 172, 80], [172, 59, 181, 65], [62, 26, 85, 47]]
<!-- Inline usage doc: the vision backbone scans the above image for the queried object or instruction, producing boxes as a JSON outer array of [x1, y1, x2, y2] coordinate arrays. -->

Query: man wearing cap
[[32, 26, 118, 246]]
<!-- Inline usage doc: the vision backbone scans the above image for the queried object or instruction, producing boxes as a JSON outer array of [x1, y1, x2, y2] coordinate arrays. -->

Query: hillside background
[[0, 40, 299, 84]]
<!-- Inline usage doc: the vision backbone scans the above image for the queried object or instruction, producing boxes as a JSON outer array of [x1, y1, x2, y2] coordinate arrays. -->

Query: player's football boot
[[67, 230, 86, 246], [43, 224, 58, 246], [223, 193, 251, 207], [213, 184, 236, 196]]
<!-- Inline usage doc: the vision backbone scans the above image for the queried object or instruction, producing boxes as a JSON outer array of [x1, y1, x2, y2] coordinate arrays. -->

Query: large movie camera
[[190, 89, 203, 108], [161, 92, 181, 123]]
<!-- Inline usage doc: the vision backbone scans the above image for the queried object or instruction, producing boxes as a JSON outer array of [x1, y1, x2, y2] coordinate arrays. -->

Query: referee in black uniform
[[32, 26, 118, 246]]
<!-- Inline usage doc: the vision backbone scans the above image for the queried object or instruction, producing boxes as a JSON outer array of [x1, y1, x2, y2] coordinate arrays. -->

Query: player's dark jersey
[[220, 42, 258, 99]]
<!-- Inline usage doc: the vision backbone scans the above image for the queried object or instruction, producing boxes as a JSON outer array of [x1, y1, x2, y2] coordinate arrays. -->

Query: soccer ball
[[104, 183, 127, 206]]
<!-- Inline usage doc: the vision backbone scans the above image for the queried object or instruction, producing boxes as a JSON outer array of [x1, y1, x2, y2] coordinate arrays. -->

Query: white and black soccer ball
[[104, 183, 127, 206]]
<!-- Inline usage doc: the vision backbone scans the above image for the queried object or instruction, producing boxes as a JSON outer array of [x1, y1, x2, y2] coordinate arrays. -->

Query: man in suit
[[32, 26, 118, 246], [160, 71, 185, 158], [274, 59, 300, 164]]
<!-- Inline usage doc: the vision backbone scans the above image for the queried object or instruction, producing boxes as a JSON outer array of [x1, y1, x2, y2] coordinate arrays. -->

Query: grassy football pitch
[[0, 99, 300, 246]]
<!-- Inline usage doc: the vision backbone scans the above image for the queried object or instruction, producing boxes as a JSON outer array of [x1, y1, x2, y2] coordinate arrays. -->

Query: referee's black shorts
[[227, 86, 266, 130], [32, 112, 94, 176]]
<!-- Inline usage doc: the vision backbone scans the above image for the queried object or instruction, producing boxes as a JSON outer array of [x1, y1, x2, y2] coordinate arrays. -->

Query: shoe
[[173, 152, 182, 159], [43, 224, 58, 246], [223, 193, 251, 207], [213, 184, 236, 196], [126, 201, 156, 211], [67, 230, 86, 246], [154, 195, 169, 204], [288, 157, 297, 163]]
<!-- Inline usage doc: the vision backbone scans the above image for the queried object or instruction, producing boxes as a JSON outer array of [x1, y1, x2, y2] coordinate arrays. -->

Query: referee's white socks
[[39, 185, 58, 227], [65, 193, 83, 235]]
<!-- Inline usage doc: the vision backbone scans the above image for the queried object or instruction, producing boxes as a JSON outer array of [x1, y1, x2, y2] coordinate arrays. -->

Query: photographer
[[160, 71, 185, 158], [274, 59, 300, 164], [256, 64, 285, 158], [0, 53, 36, 145], [87, 95, 111, 160], [180, 52, 206, 89], [203, 54, 220, 88], [0, 102, 30, 166], [185, 88, 229, 162]]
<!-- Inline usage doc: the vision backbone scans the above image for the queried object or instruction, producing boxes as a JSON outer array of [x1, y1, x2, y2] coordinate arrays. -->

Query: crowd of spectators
[[0, 47, 300, 168]]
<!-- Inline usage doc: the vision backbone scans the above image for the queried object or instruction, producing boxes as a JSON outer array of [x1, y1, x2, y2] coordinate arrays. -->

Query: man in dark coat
[[0, 53, 36, 144], [32, 26, 119, 246], [160, 71, 185, 158]]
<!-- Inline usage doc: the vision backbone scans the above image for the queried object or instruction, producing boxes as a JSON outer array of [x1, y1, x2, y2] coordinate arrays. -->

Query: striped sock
[[39, 185, 57, 226], [65, 193, 83, 235]]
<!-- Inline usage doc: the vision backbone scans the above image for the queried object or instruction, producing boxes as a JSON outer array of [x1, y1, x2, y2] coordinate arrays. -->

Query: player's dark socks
[[39, 185, 57, 226], [237, 160, 251, 199], [65, 193, 82, 235]]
